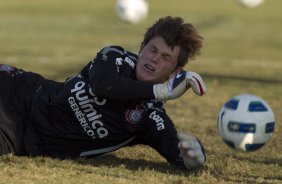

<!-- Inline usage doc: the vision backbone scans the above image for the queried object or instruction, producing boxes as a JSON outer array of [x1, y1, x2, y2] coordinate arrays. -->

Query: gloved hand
[[177, 133, 206, 170], [153, 71, 206, 101]]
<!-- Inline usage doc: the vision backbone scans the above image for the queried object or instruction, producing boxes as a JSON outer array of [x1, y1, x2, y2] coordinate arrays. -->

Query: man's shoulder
[[99, 45, 138, 61]]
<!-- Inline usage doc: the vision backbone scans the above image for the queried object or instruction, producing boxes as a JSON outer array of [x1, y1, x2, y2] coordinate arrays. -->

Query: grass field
[[0, 0, 281, 183]]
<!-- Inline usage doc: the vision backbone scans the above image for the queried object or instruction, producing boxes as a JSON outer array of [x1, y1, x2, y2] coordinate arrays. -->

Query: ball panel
[[223, 139, 235, 149], [227, 121, 256, 133], [224, 99, 239, 110], [245, 143, 265, 151], [248, 101, 268, 112], [265, 122, 275, 133]]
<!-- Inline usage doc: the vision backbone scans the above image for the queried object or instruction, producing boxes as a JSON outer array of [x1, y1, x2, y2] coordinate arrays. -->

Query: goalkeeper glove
[[153, 71, 206, 101], [177, 133, 206, 170]]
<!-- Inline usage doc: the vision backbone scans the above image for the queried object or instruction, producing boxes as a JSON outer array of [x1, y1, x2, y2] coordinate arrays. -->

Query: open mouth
[[145, 64, 155, 71]]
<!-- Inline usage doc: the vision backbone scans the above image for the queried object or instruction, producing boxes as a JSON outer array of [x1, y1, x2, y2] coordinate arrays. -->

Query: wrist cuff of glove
[[153, 84, 168, 100]]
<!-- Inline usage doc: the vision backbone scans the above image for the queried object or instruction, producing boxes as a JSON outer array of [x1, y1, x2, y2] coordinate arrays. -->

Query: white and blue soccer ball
[[218, 94, 275, 151], [115, 0, 148, 24], [238, 0, 264, 8]]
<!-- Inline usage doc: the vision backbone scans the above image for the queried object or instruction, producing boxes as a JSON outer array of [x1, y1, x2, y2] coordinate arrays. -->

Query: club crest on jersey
[[125, 105, 145, 125]]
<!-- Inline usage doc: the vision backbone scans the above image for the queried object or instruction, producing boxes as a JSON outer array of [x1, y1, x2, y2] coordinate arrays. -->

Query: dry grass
[[0, 0, 281, 183]]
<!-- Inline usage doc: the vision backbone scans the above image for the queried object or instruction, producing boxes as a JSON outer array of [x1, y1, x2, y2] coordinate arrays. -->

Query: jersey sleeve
[[132, 110, 187, 170], [80, 46, 155, 101]]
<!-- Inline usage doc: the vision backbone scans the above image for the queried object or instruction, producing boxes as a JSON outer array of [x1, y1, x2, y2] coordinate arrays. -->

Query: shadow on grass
[[221, 168, 282, 183], [206, 150, 282, 183], [70, 154, 204, 176], [209, 149, 282, 167], [227, 153, 282, 167], [223, 175, 282, 184]]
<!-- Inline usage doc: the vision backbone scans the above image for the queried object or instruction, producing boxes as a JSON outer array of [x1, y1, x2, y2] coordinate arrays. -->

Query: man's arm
[[88, 58, 155, 101], [80, 46, 206, 102], [80, 46, 155, 101], [133, 110, 206, 170]]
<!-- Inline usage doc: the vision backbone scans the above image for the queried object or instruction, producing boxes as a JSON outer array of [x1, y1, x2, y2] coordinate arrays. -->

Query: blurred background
[[0, 0, 281, 81]]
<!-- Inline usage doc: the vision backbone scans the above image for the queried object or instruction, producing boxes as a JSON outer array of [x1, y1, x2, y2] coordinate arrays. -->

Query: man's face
[[136, 36, 182, 83]]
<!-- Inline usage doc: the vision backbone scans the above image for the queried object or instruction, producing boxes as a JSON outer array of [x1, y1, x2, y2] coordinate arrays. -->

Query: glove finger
[[189, 76, 206, 96], [186, 149, 205, 164], [186, 71, 206, 96], [187, 150, 196, 158], [196, 153, 205, 164], [177, 132, 197, 141], [178, 141, 197, 150]]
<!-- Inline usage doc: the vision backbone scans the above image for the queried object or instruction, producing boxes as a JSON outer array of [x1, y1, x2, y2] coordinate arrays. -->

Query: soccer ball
[[115, 0, 148, 24], [238, 0, 264, 8], [217, 94, 275, 151]]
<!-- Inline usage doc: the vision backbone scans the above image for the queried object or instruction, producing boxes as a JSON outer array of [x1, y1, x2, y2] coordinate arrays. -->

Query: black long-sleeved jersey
[[23, 46, 186, 169]]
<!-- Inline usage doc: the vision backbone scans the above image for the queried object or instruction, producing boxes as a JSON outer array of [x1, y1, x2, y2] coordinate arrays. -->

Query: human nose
[[151, 52, 161, 63]]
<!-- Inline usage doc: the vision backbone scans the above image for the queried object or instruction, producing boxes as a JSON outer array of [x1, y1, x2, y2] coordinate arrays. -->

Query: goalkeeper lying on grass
[[0, 16, 206, 170]]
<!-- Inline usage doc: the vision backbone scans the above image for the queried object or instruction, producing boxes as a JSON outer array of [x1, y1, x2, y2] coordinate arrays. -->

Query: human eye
[[162, 55, 171, 62], [149, 46, 157, 53]]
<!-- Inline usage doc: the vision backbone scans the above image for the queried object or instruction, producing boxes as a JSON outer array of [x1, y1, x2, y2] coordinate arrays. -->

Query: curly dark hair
[[142, 16, 203, 67]]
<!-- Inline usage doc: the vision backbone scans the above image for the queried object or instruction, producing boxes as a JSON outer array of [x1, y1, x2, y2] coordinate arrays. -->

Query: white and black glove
[[153, 71, 206, 101], [177, 133, 206, 170]]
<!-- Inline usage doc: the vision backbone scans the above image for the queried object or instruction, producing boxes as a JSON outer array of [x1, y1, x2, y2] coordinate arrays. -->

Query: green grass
[[0, 0, 281, 183]]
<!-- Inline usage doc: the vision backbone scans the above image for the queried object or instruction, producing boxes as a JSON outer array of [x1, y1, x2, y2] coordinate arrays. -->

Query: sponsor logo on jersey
[[115, 56, 135, 71], [149, 111, 165, 131], [68, 81, 108, 139], [115, 58, 123, 66], [124, 56, 135, 69], [144, 100, 165, 112], [115, 58, 123, 72]]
